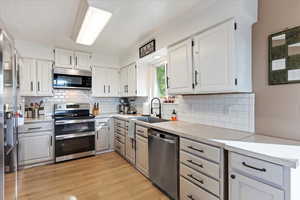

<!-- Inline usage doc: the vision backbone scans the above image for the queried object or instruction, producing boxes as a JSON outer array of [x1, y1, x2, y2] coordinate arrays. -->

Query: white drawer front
[[115, 126, 125, 136], [180, 151, 219, 180], [19, 122, 53, 133], [114, 119, 126, 128], [115, 133, 125, 144], [136, 125, 148, 138], [114, 140, 125, 156], [180, 164, 220, 196], [230, 152, 284, 186], [180, 138, 220, 163], [180, 177, 219, 200]]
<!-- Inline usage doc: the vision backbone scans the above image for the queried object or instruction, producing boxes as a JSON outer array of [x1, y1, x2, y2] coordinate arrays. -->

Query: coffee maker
[[119, 98, 129, 114]]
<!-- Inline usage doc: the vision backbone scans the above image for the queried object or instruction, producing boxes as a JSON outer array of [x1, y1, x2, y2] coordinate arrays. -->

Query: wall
[[253, 0, 300, 140], [120, 0, 257, 66], [15, 39, 120, 68]]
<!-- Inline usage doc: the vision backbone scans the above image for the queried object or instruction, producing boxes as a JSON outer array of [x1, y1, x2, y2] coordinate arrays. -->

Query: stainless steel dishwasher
[[149, 129, 179, 200]]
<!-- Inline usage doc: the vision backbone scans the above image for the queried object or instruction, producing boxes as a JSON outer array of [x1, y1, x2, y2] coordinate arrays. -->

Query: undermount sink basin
[[132, 116, 170, 124]]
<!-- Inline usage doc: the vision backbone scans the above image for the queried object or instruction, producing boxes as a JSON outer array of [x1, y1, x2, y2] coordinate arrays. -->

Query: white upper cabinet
[[167, 39, 194, 94], [54, 48, 92, 71], [166, 19, 252, 94], [54, 48, 74, 69], [120, 66, 128, 96], [92, 67, 119, 97], [20, 58, 53, 97], [36, 60, 53, 96], [136, 60, 149, 97], [193, 19, 236, 93], [20, 58, 37, 96], [74, 51, 91, 71], [127, 63, 137, 96]]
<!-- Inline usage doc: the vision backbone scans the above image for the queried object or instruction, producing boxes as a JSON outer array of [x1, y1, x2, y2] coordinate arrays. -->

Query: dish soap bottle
[[171, 109, 177, 121]]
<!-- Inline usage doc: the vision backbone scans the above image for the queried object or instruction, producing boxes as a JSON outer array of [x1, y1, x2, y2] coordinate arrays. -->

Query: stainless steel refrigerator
[[0, 28, 19, 200]]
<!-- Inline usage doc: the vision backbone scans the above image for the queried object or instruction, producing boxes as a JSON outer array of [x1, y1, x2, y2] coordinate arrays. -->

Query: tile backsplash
[[22, 90, 120, 116], [137, 93, 255, 132]]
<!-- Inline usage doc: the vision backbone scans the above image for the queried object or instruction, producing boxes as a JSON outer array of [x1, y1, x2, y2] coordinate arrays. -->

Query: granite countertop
[[24, 116, 54, 123], [114, 115, 300, 169]]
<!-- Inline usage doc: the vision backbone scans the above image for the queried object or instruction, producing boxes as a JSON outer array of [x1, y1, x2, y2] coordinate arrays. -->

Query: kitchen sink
[[131, 116, 170, 123]]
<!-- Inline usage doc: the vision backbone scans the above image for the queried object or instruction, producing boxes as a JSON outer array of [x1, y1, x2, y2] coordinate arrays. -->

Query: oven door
[[53, 74, 91, 90], [55, 133, 95, 162], [55, 120, 95, 136]]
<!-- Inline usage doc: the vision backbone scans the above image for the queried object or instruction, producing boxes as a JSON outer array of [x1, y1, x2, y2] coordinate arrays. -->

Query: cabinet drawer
[[230, 152, 284, 186], [114, 119, 125, 128], [136, 125, 148, 138], [19, 122, 53, 133], [180, 138, 220, 163], [115, 127, 125, 136], [180, 151, 219, 180], [114, 140, 125, 156], [114, 133, 125, 144], [180, 164, 219, 196], [180, 177, 218, 200]]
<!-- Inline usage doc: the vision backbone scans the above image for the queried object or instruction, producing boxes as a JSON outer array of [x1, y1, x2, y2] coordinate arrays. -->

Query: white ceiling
[[0, 0, 213, 57]]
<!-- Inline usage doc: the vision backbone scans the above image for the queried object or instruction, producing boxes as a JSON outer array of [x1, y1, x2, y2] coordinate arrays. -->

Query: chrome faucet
[[150, 98, 162, 118]]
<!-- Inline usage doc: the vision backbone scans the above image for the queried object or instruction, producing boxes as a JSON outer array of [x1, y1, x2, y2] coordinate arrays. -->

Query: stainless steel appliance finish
[[53, 68, 92, 90], [0, 29, 19, 200], [54, 103, 95, 163], [149, 129, 179, 200]]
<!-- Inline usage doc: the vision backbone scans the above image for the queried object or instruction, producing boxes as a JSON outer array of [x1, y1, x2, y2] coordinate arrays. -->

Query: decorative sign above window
[[269, 26, 300, 85], [139, 39, 156, 58]]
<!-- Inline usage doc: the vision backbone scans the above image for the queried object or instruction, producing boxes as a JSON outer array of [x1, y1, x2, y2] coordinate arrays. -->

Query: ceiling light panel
[[76, 7, 112, 46]]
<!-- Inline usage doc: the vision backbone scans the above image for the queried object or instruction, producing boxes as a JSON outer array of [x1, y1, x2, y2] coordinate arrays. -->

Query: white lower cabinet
[[229, 172, 284, 200], [125, 135, 135, 164], [95, 125, 110, 152], [18, 131, 54, 166], [135, 133, 149, 177]]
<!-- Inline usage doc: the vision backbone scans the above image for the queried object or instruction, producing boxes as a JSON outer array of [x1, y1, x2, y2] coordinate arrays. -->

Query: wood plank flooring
[[5, 152, 169, 200]]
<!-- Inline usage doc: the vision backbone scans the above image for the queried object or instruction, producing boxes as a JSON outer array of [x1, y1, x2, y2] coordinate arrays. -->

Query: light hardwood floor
[[6, 152, 169, 200]]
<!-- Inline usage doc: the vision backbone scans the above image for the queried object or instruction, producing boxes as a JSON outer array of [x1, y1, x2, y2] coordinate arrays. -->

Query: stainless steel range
[[54, 103, 95, 162]]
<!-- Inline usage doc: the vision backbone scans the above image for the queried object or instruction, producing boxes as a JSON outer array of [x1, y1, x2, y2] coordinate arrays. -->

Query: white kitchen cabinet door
[[18, 132, 54, 166], [125, 135, 135, 164], [54, 48, 74, 68], [36, 60, 53, 96], [136, 135, 148, 177], [120, 66, 128, 97], [136, 60, 149, 96], [127, 63, 137, 96], [107, 68, 120, 97], [230, 173, 284, 200], [193, 19, 236, 93], [167, 39, 194, 94], [75, 51, 91, 71], [19, 58, 37, 96], [92, 67, 107, 97], [95, 127, 110, 152]]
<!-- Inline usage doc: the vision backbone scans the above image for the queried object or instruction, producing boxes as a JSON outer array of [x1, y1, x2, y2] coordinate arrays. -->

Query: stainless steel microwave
[[53, 68, 92, 90]]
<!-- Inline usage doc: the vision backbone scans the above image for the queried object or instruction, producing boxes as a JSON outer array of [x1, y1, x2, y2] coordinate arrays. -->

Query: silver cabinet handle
[[50, 136, 53, 146], [28, 127, 42, 130], [38, 81, 40, 91], [70, 56, 72, 65], [75, 56, 78, 66], [194, 70, 198, 86], [30, 81, 33, 91], [108, 85, 110, 93], [104, 85, 106, 93]]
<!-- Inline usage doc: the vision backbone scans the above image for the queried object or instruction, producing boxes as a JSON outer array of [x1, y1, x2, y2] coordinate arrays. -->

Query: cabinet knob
[[230, 174, 236, 179]]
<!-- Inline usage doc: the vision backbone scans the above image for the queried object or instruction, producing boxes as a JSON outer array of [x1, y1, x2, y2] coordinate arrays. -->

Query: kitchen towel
[[128, 120, 135, 139]]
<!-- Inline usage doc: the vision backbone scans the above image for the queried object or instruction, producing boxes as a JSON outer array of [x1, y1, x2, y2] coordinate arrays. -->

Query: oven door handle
[[55, 119, 95, 125], [55, 132, 95, 140]]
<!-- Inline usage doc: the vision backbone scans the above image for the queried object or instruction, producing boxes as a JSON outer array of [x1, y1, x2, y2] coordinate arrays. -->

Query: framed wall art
[[139, 39, 156, 58], [269, 26, 300, 85]]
